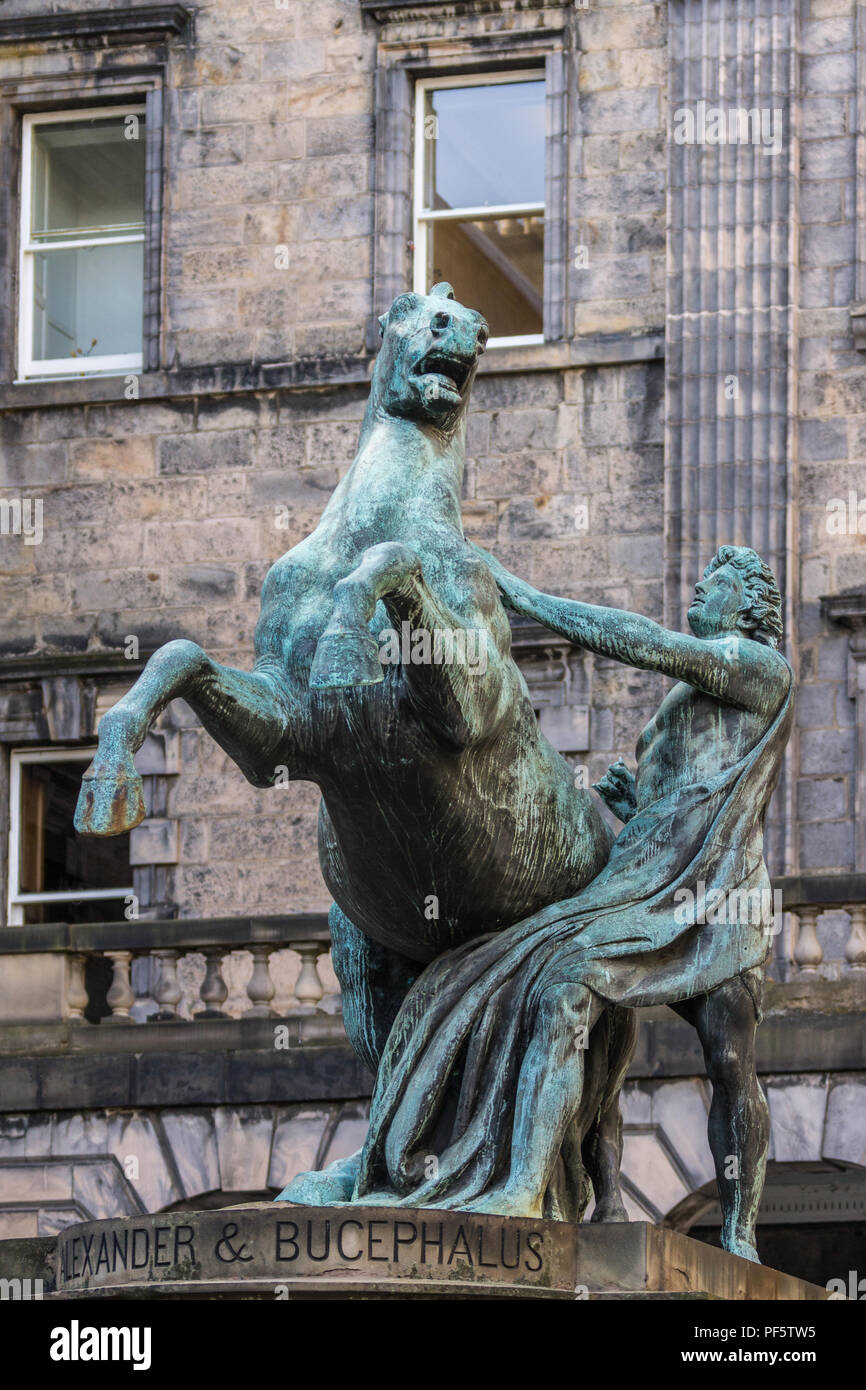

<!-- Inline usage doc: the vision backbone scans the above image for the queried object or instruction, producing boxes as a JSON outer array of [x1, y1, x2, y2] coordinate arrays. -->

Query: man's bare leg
[[671, 975, 769, 1263]]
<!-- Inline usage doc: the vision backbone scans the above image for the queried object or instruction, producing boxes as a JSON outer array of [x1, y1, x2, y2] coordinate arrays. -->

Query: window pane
[[32, 240, 143, 361], [31, 115, 146, 239], [20, 760, 131, 925], [426, 214, 543, 338], [22, 896, 133, 927], [425, 80, 545, 210]]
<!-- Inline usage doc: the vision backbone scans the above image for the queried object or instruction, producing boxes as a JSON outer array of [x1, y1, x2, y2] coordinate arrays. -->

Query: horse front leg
[[75, 639, 292, 835], [311, 542, 509, 747]]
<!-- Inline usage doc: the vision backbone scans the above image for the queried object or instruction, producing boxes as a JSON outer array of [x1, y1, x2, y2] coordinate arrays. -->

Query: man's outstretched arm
[[474, 546, 789, 717]]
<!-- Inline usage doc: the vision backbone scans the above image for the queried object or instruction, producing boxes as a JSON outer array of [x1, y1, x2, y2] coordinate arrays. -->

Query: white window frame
[[7, 747, 134, 926], [413, 71, 546, 350], [17, 105, 146, 382]]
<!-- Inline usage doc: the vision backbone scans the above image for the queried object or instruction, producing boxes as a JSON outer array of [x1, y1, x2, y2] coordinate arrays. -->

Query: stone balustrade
[[85, 937, 335, 1024], [778, 876, 866, 977], [0, 915, 338, 1029], [3, 884, 864, 1037]]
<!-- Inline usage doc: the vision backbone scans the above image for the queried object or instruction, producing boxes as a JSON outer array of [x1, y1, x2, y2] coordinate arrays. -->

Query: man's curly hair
[[703, 545, 783, 648]]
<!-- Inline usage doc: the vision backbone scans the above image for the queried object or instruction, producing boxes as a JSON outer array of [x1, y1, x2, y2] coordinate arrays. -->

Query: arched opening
[[664, 1161, 866, 1287]]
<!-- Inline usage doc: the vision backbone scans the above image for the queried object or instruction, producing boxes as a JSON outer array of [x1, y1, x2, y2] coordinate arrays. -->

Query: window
[[7, 749, 133, 925], [18, 106, 146, 380], [414, 73, 546, 347]]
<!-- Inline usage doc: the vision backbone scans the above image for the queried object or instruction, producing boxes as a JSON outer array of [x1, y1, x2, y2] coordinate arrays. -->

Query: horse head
[[369, 283, 489, 434]]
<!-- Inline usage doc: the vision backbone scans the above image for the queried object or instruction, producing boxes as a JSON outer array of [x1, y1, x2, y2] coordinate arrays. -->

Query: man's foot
[[275, 1149, 361, 1205], [722, 1231, 761, 1264]]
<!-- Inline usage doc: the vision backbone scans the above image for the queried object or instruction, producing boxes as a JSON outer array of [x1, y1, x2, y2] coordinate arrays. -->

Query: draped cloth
[[354, 666, 794, 1211]]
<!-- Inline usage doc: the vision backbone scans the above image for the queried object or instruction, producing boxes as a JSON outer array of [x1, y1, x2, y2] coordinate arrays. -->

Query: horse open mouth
[[414, 353, 473, 396]]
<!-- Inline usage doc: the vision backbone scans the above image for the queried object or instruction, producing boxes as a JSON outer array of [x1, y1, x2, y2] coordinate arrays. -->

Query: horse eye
[[392, 294, 416, 319]]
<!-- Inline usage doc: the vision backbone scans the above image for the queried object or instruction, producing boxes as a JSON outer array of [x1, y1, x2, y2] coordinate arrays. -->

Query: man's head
[[373, 283, 488, 428], [688, 545, 783, 646]]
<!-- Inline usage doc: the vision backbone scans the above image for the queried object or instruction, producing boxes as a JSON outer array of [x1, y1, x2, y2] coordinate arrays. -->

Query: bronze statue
[[353, 544, 793, 1263], [74, 284, 794, 1260]]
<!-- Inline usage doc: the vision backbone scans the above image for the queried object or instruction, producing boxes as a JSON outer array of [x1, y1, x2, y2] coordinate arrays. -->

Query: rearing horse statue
[[75, 283, 633, 1219]]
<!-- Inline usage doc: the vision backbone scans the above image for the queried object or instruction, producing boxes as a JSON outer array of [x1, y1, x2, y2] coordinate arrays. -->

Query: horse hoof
[[74, 763, 146, 836], [310, 628, 384, 690], [590, 1197, 629, 1224]]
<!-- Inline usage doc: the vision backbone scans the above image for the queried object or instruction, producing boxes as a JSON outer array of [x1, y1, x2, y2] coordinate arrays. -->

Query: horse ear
[[430, 282, 456, 300], [377, 313, 388, 337]]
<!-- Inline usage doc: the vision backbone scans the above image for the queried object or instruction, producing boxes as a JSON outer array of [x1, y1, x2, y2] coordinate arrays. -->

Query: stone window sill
[[0, 332, 664, 411]]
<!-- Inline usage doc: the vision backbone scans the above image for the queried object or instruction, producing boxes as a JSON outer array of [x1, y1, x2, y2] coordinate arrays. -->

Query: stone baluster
[[793, 908, 823, 972], [66, 953, 89, 1023], [293, 942, 325, 1011], [845, 905, 866, 969], [244, 945, 276, 1017], [149, 949, 183, 1022], [130, 954, 158, 1022], [269, 949, 294, 1017], [197, 946, 229, 1018], [104, 951, 135, 1023]]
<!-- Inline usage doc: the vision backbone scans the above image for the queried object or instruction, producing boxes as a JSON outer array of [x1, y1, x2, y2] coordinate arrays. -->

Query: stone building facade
[[0, 0, 863, 1290]]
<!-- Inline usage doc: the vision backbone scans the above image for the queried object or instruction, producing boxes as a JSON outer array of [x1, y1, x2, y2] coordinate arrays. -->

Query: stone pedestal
[[3, 1206, 829, 1300]]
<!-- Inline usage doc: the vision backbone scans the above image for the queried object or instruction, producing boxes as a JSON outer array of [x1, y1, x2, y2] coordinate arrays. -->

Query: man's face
[[687, 563, 747, 639]]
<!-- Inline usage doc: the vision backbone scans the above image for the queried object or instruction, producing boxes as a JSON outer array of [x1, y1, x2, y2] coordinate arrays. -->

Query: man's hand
[[470, 543, 533, 612], [593, 758, 637, 823]]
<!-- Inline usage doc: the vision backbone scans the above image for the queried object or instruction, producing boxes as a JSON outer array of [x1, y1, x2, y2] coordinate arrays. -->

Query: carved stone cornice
[[0, 6, 192, 48], [820, 589, 866, 630], [360, 0, 567, 22], [0, 652, 148, 685]]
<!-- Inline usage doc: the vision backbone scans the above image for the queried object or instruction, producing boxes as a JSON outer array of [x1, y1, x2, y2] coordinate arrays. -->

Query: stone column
[[665, 0, 800, 872], [822, 593, 866, 870]]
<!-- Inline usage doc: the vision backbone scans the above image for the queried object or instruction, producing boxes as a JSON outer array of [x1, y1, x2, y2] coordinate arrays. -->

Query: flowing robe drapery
[[355, 664, 794, 1210]]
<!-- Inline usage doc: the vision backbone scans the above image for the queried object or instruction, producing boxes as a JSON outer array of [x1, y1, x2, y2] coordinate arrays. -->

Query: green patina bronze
[[74, 285, 794, 1263], [353, 544, 793, 1263]]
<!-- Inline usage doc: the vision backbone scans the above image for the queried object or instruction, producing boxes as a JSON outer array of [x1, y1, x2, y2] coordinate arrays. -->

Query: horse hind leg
[[75, 639, 292, 836], [582, 1005, 639, 1223]]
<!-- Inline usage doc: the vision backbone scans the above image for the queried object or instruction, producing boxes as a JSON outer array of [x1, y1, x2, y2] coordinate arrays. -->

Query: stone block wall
[[0, 0, 671, 920], [0, 0, 862, 919]]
